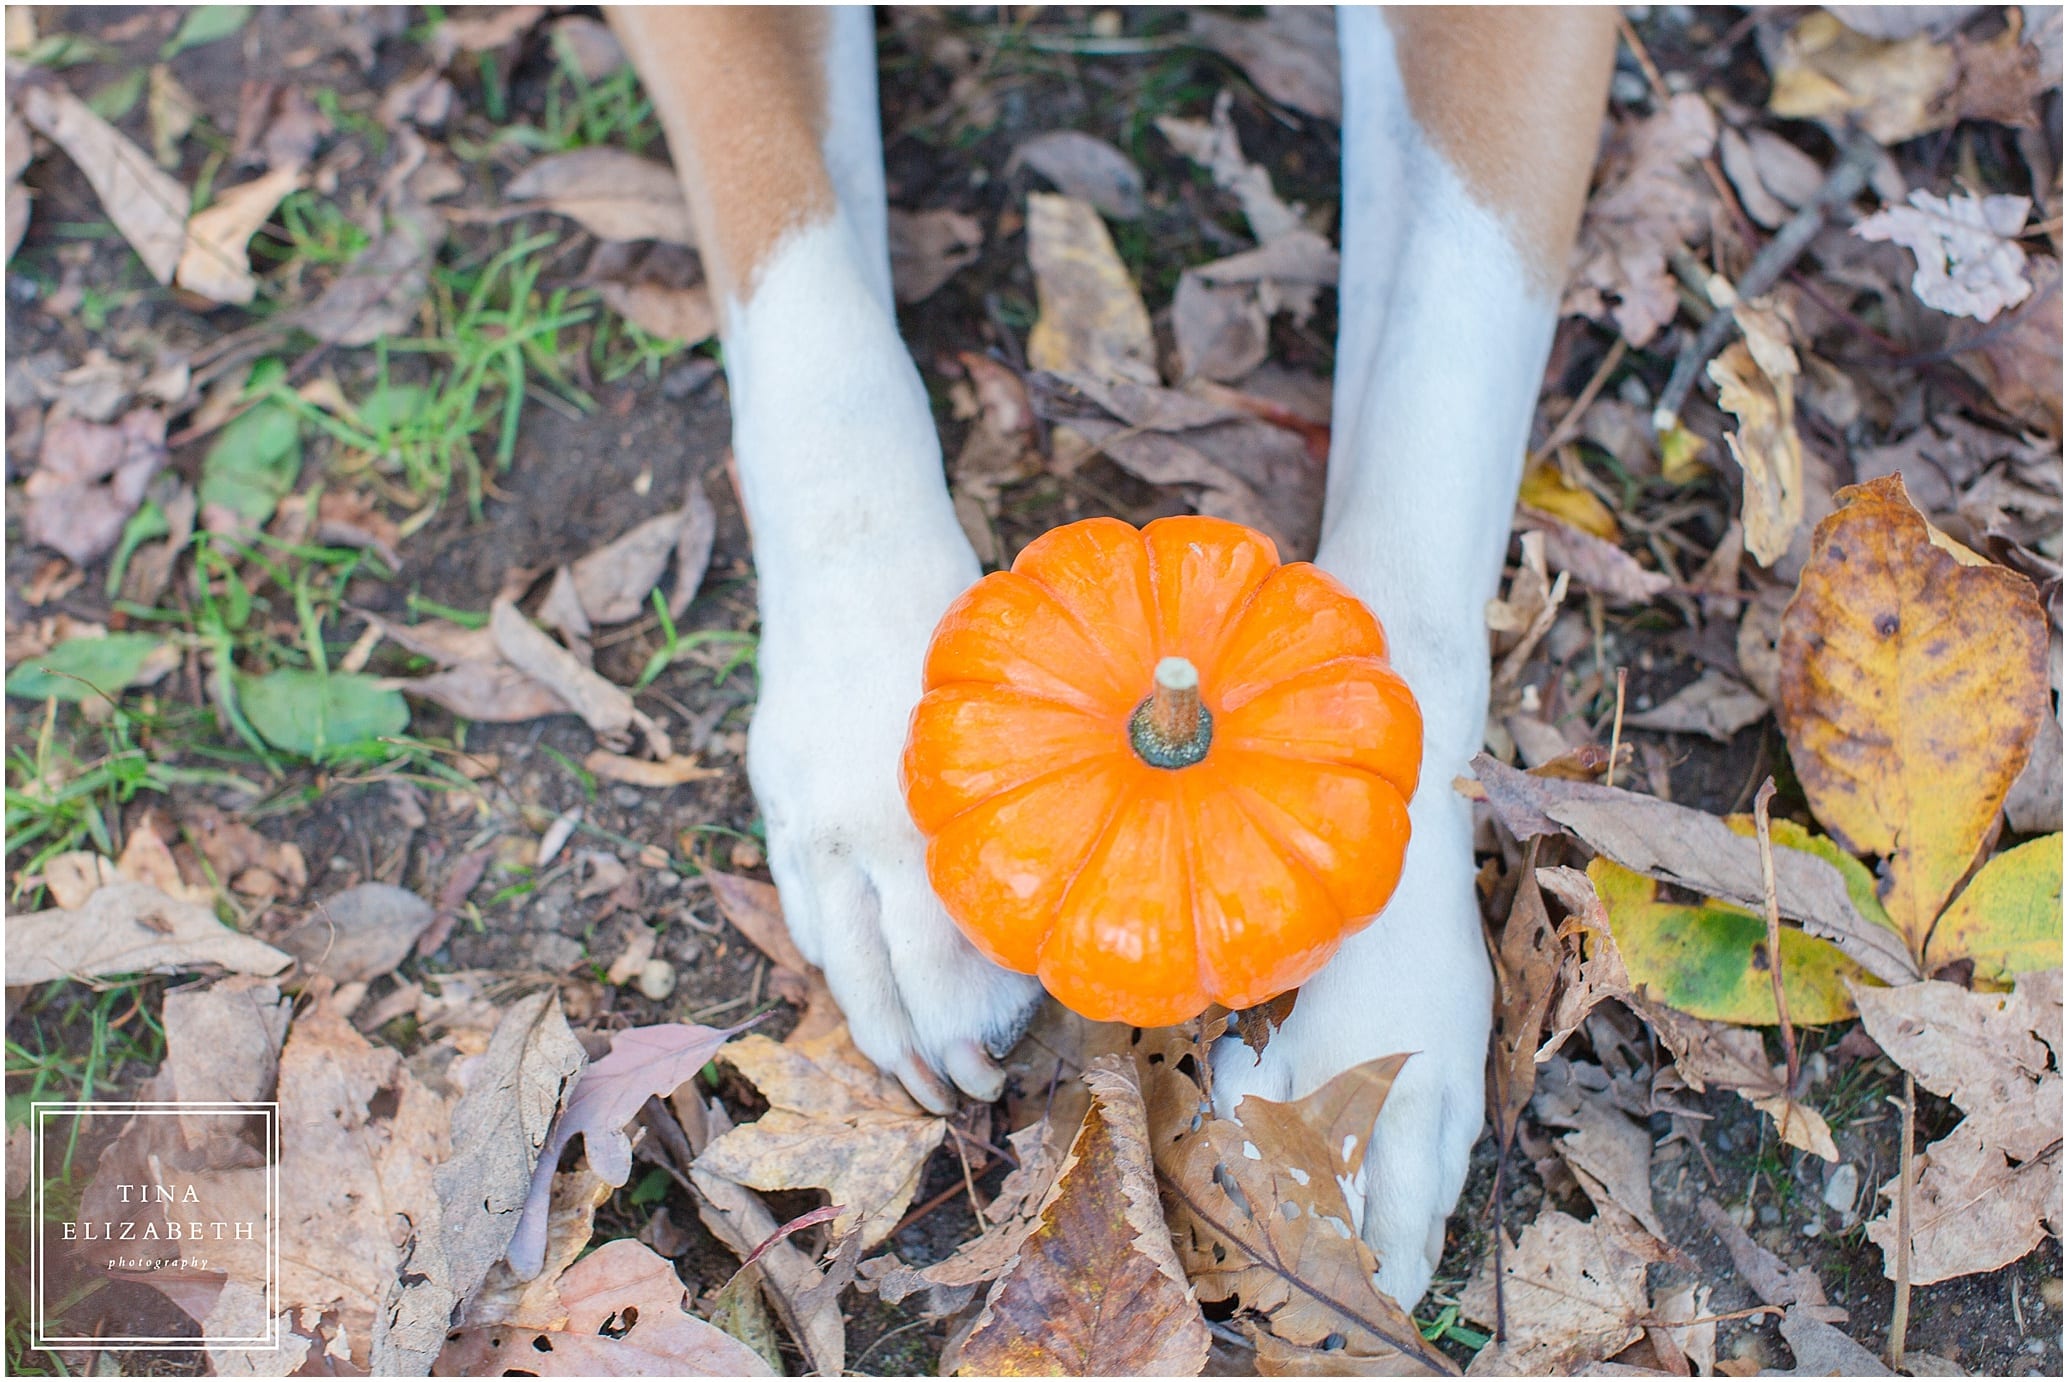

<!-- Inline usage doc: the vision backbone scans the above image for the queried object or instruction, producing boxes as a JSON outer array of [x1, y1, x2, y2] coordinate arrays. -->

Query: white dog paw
[[1211, 793, 1491, 1307], [745, 520, 1044, 1114]]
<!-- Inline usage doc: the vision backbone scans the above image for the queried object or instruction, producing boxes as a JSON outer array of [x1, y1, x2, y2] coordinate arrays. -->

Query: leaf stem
[[1888, 1073, 1915, 1371], [1751, 780, 1799, 1107]]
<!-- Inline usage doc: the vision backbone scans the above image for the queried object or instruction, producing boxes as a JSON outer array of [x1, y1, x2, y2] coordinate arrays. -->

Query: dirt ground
[[6, 5, 2062, 1377]]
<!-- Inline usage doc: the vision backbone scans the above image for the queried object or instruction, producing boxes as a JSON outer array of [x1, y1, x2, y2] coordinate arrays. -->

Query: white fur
[[712, 4, 1568, 1304]]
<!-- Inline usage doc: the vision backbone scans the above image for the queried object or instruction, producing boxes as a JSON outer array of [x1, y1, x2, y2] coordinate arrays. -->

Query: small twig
[[1752, 781, 1800, 1118], [1530, 337, 1628, 465], [1605, 668, 1629, 791], [1653, 131, 1883, 431], [1888, 1074, 1915, 1371]]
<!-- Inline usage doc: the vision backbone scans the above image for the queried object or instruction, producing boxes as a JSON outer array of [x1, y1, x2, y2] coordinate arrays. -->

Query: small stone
[[730, 838, 764, 870], [2041, 1277, 2063, 1310], [612, 786, 643, 809], [532, 933, 584, 972], [638, 958, 677, 1000], [1800, 1218, 1822, 1238], [1822, 1162, 1860, 1215], [1758, 1203, 1780, 1226]]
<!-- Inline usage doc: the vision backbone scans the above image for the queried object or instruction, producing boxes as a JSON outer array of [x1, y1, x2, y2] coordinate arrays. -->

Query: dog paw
[[1210, 792, 1491, 1307], [745, 515, 1044, 1113]]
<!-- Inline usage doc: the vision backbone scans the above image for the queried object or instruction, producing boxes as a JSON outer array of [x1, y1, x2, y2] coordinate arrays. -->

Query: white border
[[29, 1101, 280, 1352]]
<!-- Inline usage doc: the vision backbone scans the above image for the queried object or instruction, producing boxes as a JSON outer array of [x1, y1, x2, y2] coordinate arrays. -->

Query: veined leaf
[[1925, 835, 2063, 985], [1724, 814, 1896, 935], [235, 668, 408, 760], [6, 633, 173, 703]]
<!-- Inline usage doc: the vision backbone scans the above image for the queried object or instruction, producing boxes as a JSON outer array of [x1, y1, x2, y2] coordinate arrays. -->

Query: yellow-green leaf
[[1520, 455, 1619, 540], [1777, 474, 2051, 961], [1724, 815, 1896, 935], [1588, 858, 1876, 1026], [1925, 835, 2063, 984]]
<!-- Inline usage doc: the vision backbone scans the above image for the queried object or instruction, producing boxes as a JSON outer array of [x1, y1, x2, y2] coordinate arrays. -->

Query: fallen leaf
[[490, 596, 667, 755], [1775, 1302, 1893, 1376], [298, 193, 443, 346], [1955, 255, 2061, 437], [1157, 92, 1305, 246], [23, 407, 168, 565], [1490, 853, 1562, 1154], [1622, 670, 1769, 741], [1766, 9, 1958, 145], [570, 493, 708, 625], [5, 630, 177, 704], [958, 1057, 1211, 1376], [1155, 1043, 1450, 1371], [503, 147, 692, 245], [1708, 304, 1804, 569], [1777, 474, 2051, 960], [1532, 1061, 1669, 1247], [861, 1119, 1060, 1313], [272, 882, 436, 982], [430, 3, 545, 64], [1517, 508, 1672, 605], [374, 992, 585, 1373], [1172, 271, 1269, 384], [1564, 92, 1717, 347], [587, 239, 716, 344], [1924, 834, 2062, 982], [1695, 1198, 1843, 1319], [442, 1238, 773, 1376], [199, 396, 300, 525], [1189, 7, 1341, 122], [1856, 189, 2033, 322], [1008, 130, 1145, 219], [1474, 756, 1920, 985], [1520, 455, 1619, 541], [18, 82, 188, 283], [1587, 857, 1875, 1025], [162, 977, 292, 1145], [7, 880, 291, 983], [883, 206, 981, 303], [235, 668, 411, 760], [509, 1022, 739, 1277], [1024, 193, 1157, 385], [1458, 1211, 1649, 1374], [546, 15, 627, 81], [698, 1026, 946, 1248], [1855, 972, 2061, 1285], [393, 659, 576, 723], [584, 750, 719, 789], [176, 165, 302, 305]]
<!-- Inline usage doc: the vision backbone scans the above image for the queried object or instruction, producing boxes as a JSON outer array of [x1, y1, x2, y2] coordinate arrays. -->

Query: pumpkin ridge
[[1193, 551, 1285, 684], [1175, 772, 1216, 1003], [1009, 566, 1154, 712], [1036, 777, 1155, 980], [1225, 769, 1406, 922], [913, 751, 1134, 835], [1214, 653, 1402, 713], [1216, 735, 1418, 803]]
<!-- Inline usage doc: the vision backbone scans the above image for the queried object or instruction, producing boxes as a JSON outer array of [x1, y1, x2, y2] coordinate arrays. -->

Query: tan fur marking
[[607, 7, 836, 310], [1386, 7, 1616, 294]]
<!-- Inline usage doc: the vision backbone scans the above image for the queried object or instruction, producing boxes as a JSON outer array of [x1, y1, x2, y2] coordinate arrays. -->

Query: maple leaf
[[695, 1025, 946, 1249], [957, 1057, 1211, 1376], [1458, 1211, 1649, 1375]]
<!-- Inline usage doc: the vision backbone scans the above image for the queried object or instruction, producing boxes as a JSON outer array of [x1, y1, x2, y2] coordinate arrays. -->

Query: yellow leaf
[[1766, 10, 1958, 145], [1520, 454, 1619, 540], [1657, 422, 1708, 484], [1586, 858, 1873, 1026], [1777, 474, 2051, 960], [1925, 834, 2063, 984], [1024, 192, 1157, 385], [1708, 321, 1802, 567]]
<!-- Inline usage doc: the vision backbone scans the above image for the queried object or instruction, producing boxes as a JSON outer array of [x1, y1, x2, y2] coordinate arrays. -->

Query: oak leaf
[[1457, 1210, 1649, 1375]]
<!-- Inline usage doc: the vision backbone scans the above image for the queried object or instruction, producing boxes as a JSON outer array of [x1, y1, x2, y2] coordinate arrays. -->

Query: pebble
[[612, 787, 644, 809], [2041, 1277, 2063, 1311], [638, 958, 677, 1000], [1800, 1218, 1822, 1238], [1758, 1203, 1780, 1226], [1822, 1162, 1859, 1215]]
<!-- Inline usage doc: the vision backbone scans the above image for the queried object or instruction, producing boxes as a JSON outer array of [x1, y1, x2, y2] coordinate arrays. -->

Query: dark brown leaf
[[23, 407, 168, 565]]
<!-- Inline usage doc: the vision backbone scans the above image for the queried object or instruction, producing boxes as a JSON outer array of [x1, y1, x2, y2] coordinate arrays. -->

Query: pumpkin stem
[[1130, 657, 1214, 769]]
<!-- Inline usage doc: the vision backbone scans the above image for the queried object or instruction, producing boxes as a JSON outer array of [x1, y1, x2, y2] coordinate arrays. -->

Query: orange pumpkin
[[900, 515, 1423, 1026]]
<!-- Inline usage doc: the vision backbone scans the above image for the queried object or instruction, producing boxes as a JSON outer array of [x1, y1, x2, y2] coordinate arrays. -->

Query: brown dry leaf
[[1775, 1302, 1894, 1376], [1516, 509, 1672, 605], [373, 990, 586, 1373], [504, 147, 692, 245], [1777, 474, 2050, 959], [1458, 1210, 1649, 1375], [1189, 7, 1341, 122], [185, 803, 308, 900], [441, 1239, 773, 1376], [176, 165, 302, 306], [1008, 130, 1145, 219], [1856, 190, 2033, 322], [1172, 270, 1269, 384], [1766, 10, 1959, 145], [1157, 92, 1305, 247], [1155, 1043, 1451, 1372], [887, 206, 982, 303], [1853, 972, 2062, 1283], [1707, 314, 1803, 568], [394, 659, 576, 723], [1956, 254, 2062, 438], [509, 1022, 739, 1277], [1490, 854, 1563, 1153], [162, 977, 291, 1145], [1025, 192, 1158, 385], [430, 4, 545, 64], [1695, 1198, 1843, 1320], [23, 407, 168, 565], [958, 1058, 1210, 1375], [570, 491, 710, 624], [42, 851, 118, 908], [18, 82, 188, 283], [861, 1119, 1060, 1315], [584, 750, 719, 789], [698, 1026, 946, 1248], [299, 193, 443, 345], [271, 882, 435, 983], [600, 275, 715, 343], [1534, 1065, 1668, 1246], [547, 15, 627, 81], [1474, 755, 1918, 984], [490, 596, 668, 755], [1564, 92, 1716, 347], [7, 880, 291, 983], [1622, 670, 1769, 742], [315, 488, 401, 566]]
